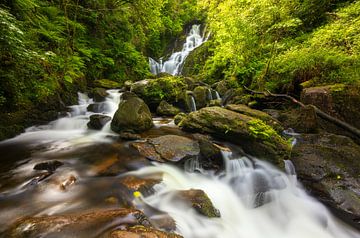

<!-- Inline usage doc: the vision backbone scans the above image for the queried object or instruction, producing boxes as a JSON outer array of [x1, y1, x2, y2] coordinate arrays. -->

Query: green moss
[[93, 79, 122, 89]]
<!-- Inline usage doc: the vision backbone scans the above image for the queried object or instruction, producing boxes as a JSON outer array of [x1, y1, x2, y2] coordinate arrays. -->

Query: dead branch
[[244, 86, 360, 139]]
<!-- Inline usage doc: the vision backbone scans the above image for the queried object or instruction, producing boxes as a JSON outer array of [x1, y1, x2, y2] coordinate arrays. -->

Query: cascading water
[[149, 24, 208, 76], [131, 154, 360, 238]]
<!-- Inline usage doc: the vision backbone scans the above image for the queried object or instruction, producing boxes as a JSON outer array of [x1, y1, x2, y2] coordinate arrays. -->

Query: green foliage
[[196, 0, 359, 92]]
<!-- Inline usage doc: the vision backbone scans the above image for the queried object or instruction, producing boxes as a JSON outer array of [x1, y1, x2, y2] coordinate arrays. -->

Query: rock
[[33, 160, 64, 172], [111, 92, 153, 133], [149, 135, 200, 162], [178, 107, 290, 165], [278, 106, 318, 133], [130, 76, 188, 109], [301, 84, 360, 129], [182, 42, 211, 77], [192, 134, 224, 170], [118, 132, 142, 141], [131, 135, 200, 163], [110, 226, 183, 238], [156, 101, 181, 116], [93, 79, 121, 89], [215, 80, 230, 96], [226, 104, 283, 132], [6, 209, 150, 237], [87, 103, 102, 113], [119, 176, 161, 193], [175, 189, 220, 218], [87, 114, 111, 130], [291, 133, 360, 227], [59, 175, 77, 191], [174, 113, 187, 125], [208, 99, 221, 107], [184, 91, 196, 112], [193, 86, 209, 109], [90, 87, 109, 102], [131, 142, 164, 162]]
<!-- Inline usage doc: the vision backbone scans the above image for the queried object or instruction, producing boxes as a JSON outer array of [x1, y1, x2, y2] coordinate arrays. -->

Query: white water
[[189, 95, 197, 112], [132, 155, 360, 238], [149, 24, 208, 75], [6, 90, 122, 146]]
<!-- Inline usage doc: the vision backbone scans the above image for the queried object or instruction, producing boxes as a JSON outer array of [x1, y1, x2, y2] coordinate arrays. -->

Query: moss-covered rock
[[193, 86, 210, 109], [111, 92, 153, 133], [89, 87, 109, 102], [131, 76, 189, 109], [93, 79, 121, 89], [226, 104, 283, 132], [301, 84, 360, 130], [182, 41, 212, 77], [175, 189, 220, 218], [278, 106, 319, 133], [174, 112, 187, 125], [156, 101, 181, 116], [178, 107, 290, 165]]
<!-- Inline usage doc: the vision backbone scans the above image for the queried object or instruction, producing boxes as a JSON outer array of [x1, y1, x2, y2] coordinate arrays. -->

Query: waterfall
[[215, 91, 221, 100], [207, 88, 213, 101], [11, 90, 122, 144], [149, 24, 207, 76], [189, 95, 197, 112], [131, 154, 360, 238]]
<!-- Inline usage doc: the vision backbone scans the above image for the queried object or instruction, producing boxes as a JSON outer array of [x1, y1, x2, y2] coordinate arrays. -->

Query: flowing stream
[[149, 24, 208, 75], [0, 92, 359, 237]]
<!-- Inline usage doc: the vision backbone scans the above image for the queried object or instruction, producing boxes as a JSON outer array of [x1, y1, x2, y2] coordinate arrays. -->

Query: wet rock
[[93, 79, 121, 89], [120, 176, 161, 193], [226, 104, 283, 132], [131, 142, 164, 162], [6, 209, 150, 237], [110, 226, 183, 238], [278, 106, 318, 133], [131, 135, 200, 163], [301, 84, 360, 130], [87, 103, 102, 113], [215, 80, 230, 96], [208, 99, 222, 107], [193, 86, 209, 109], [175, 189, 220, 218], [178, 107, 290, 165], [193, 134, 224, 170], [111, 92, 153, 133], [149, 135, 200, 162], [90, 87, 109, 102], [33, 160, 63, 172], [87, 114, 111, 130], [59, 174, 76, 191], [156, 101, 181, 116], [118, 132, 142, 141], [291, 133, 360, 226]]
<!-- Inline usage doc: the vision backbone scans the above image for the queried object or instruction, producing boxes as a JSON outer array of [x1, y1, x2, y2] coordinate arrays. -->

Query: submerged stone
[[33, 160, 64, 172]]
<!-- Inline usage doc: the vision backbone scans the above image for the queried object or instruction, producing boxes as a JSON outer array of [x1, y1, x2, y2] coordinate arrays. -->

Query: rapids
[[0, 91, 359, 237]]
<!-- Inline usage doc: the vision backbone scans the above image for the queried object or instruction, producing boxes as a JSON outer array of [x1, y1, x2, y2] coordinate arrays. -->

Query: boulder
[[175, 189, 220, 218], [93, 79, 121, 89], [5, 209, 150, 237], [130, 76, 188, 108], [90, 87, 109, 102], [174, 113, 187, 125], [178, 107, 290, 165], [156, 101, 181, 116], [149, 135, 200, 162], [87, 114, 111, 130], [111, 92, 153, 133], [291, 133, 360, 228], [278, 106, 319, 133], [301, 84, 360, 129], [193, 134, 224, 170], [131, 135, 200, 163], [193, 86, 209, 109], [226, 104, 283, 132]]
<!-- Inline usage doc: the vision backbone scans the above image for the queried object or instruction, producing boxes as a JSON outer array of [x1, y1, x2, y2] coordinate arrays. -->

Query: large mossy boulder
[[291, 133, 360, 227], [182, 42, 211, 77], [178, 107, 290, 165], [111, 92, 153, 133], [301, 84, 360, 129], [193, 86, 210, 109], [226, 104, 283, 132], [131, 76, 189, 108], [156, 100, 181, 116], [93, 79, 121, 89]]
